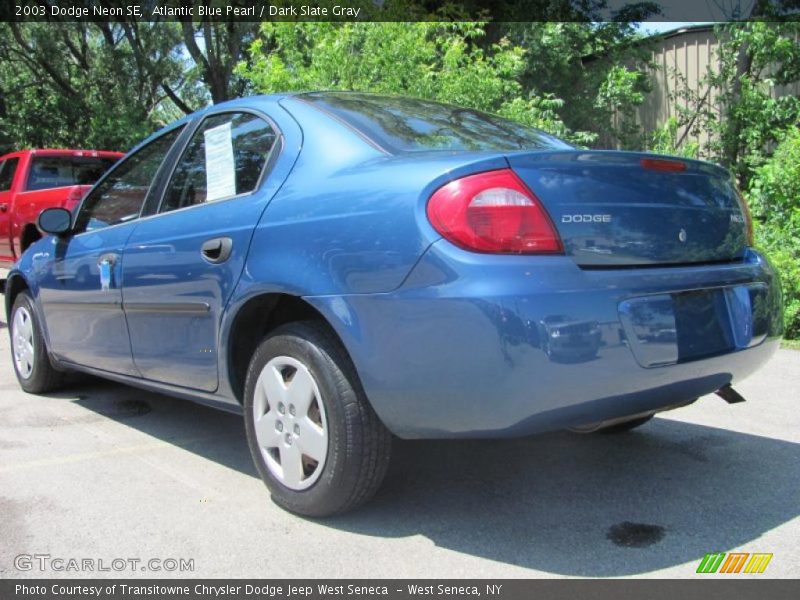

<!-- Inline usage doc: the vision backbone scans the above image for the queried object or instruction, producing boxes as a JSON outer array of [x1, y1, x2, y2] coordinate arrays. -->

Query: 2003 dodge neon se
[[6, 93, 783, 516]]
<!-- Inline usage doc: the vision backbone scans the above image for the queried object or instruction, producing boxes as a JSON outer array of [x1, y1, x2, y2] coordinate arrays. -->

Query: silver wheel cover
[[12, 306, 35, 380], [252, 356, 329, 490]]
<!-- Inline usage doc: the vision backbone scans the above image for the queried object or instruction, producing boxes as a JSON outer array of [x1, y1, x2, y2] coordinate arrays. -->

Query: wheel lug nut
[[294, 424, 300, 435], [284, 433, 292, 445], [289, 404, 296, 416], [276, 421, 283, 432], [278, 402, 285, 414]]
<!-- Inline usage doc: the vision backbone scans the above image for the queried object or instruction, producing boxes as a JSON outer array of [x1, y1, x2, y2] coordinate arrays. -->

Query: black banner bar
[[2, 580, 800, 600], [1, 0, 799, 23]]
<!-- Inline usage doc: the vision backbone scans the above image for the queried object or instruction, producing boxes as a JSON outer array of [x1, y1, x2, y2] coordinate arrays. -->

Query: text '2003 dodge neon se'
[[6, 93, 783, 516]]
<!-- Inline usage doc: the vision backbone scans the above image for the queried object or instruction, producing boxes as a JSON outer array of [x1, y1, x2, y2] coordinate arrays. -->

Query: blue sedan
[[6, 92, 783, 516]]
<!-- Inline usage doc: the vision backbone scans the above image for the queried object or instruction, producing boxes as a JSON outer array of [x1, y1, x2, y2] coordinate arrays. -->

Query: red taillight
[[640, 158, 687, 172], [426, 169, 562, 254]]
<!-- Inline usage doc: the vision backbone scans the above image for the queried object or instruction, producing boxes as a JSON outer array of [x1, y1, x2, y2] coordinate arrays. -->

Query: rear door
[[122, 110, 283, 391]]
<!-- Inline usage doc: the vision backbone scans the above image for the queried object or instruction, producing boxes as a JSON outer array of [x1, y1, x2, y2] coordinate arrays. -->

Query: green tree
[[0, 16, 259, 154], [0, 21, 188, 153], [710, 21, 800, 183], [660, 21, 800, 186], [238, 22, 603, 145], [501, 22, 653, 148], [748, 128, 800, 338]]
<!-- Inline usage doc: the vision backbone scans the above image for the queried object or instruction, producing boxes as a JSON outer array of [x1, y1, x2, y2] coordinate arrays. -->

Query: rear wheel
[[10, 291, 65, 394], [244, 321, 391, 517]]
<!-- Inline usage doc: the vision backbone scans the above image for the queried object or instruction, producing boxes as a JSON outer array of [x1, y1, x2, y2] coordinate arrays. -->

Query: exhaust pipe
[[716, 384, 746, 404]]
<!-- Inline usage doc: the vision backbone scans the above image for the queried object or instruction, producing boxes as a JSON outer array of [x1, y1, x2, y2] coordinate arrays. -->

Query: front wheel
[[244, 321, 391, 517], [10, 291, 65, 394]]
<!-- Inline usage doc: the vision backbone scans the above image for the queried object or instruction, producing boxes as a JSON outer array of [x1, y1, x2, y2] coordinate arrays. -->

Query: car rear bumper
[[307, 244, 783, 439]]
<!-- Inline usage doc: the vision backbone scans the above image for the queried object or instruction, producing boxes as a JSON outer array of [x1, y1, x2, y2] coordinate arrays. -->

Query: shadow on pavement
[[37, 377, 800, 576]]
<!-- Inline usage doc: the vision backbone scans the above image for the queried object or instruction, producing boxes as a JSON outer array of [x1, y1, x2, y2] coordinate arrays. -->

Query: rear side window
[[0, 158, 19, 191], [74, 127, 183, 233], [300, 92, 572, 154], [26, 156, 118, 191], [160, 112, 278, 214]]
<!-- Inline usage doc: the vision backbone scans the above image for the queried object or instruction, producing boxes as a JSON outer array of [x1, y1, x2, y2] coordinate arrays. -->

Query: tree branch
[[161, 83, 194, 114], [61, 26, 90, 70], [9, 23, 80, 98], [676, 84, 712, 148]]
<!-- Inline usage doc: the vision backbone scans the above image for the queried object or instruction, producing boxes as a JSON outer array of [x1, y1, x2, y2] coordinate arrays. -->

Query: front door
[[122, 111, 282, 391], [37, 127, 184, 374]]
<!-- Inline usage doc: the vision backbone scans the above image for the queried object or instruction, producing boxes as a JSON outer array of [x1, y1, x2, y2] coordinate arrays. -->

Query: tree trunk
[[721, 0, 767, 174]]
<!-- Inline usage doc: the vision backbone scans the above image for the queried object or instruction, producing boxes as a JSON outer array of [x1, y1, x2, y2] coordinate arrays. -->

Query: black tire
[[243, 320, 391, 517], [9, 291, 65, 394]]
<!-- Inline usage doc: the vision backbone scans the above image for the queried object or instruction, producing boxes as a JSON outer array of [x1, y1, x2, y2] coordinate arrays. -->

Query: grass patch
[[780, 338, 800, 350]]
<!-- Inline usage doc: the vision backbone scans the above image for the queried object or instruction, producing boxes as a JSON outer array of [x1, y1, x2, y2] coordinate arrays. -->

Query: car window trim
[[138, 124, 196, 217], [151, 108, 284, 217], [71, 124, 187, 238]]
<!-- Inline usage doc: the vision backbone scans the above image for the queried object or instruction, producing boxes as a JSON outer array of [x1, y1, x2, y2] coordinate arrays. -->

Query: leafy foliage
[[647, 117, 700, 158], [710, 22, 800, 182], [0, 18, 257, 154], [0, 22, 185, 153], [661, 21, 800, 185], [238, 22, 651, 146], [500, 22, 652, 148], [716, 22, 800, 338], [748, 128, 800, 338]]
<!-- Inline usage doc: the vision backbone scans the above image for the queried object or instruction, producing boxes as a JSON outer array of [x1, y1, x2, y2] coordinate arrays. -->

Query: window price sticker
[[204, 121, 236, 202]]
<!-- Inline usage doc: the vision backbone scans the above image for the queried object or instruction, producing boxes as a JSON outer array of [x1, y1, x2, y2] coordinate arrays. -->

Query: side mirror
[[37, 207, 73, 236]]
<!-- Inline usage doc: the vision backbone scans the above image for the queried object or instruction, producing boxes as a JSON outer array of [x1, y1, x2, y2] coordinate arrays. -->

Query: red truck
[[0, 149, 122, 268]]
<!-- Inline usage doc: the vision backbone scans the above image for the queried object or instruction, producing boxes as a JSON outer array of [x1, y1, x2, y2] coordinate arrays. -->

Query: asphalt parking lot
[[0, 287, 798, 578]]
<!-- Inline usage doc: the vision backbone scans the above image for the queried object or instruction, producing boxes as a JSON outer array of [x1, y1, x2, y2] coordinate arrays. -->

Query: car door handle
[[96, 253, 118, 290], [97, 253, 117, 267], [0, 203, 8, 213], [201, 237, 233, 264]]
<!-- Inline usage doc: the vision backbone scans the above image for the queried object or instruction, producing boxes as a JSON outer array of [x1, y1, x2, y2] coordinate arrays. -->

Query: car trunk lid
[[507, 151, 749, 267]]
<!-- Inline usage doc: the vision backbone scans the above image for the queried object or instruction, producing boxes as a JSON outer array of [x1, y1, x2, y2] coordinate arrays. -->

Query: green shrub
[[647, 117, 699, 158], [747, 127, 800, 339]]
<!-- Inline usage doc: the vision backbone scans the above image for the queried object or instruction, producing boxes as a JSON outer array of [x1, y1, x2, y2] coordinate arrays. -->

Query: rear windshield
[[300, 92, 572, 154], [26, 156, 119, 191]]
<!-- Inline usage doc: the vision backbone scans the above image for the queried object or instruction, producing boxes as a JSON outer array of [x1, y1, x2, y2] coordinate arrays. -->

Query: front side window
[[26, 156, 118, 191], [0, 158, 20, 191], [160, 112, 278, 214], [74, 128, 182, 234]]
